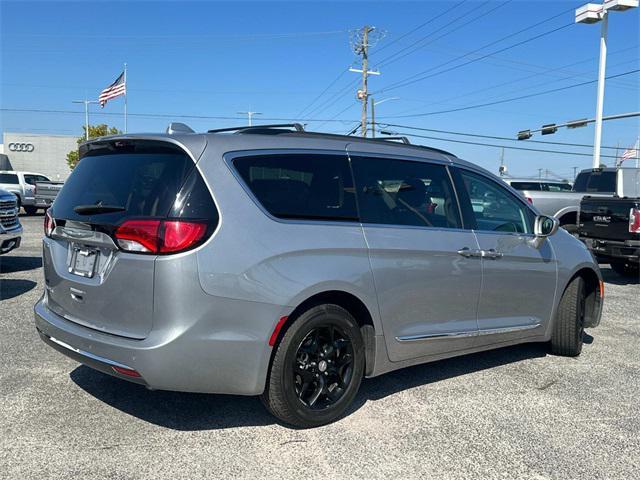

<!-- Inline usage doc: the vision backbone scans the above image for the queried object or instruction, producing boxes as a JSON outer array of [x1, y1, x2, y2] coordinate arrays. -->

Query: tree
[[66, 124, 122, 170]]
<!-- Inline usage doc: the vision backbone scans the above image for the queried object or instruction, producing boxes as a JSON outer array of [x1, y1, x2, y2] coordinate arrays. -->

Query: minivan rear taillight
[[44, 209, 55, 237], [630, 208, 640, 233], [114, 219, 208, 254]]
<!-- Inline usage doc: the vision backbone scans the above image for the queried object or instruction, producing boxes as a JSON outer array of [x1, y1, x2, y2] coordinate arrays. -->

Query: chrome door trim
[[477, 323, 542, 336], [396, 331, 478, 342], [396, 323, 542, 342]]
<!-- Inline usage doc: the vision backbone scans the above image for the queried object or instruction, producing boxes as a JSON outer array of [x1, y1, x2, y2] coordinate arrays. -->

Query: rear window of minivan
[[52, 141, 196, 225]]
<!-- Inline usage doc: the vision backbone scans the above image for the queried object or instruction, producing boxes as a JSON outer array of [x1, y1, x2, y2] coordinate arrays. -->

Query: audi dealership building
[[0, 132, 77, 181]]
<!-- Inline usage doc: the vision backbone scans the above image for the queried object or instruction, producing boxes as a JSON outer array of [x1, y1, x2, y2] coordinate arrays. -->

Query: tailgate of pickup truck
[[579, 197, 638, 241]]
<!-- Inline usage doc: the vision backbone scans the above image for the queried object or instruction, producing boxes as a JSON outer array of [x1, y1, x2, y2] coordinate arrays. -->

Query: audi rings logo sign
[[8, 142, 35, 152]]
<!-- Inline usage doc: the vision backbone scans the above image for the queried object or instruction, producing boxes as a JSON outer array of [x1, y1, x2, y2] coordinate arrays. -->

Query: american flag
[[98, 72, 126, 107], [619, 140, 639, 163]]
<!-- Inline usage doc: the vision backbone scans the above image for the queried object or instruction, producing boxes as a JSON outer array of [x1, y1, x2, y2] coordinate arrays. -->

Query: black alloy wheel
[[292, 325, 355, 410], [261, 304, 365, 428]]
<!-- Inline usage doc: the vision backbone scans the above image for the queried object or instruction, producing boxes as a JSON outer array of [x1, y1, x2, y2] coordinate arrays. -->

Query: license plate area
[[69, 245, 99, 278]]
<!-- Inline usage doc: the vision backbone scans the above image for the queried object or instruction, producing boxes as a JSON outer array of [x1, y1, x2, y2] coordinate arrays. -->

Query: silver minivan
[[35, 124, 603, 427]]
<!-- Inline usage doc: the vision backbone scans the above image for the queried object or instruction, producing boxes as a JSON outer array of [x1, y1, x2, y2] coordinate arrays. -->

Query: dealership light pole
[[72, 99, 100, 140], [237, 111, 262, 127], [370, 97, 399, 138], [575, 0, 638, 168]]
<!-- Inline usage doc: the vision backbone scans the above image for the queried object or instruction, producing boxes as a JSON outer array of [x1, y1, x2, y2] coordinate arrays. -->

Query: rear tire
[[24, 206, 38, 216], [550, 277, 586, 357], [610, 259, 639, 278], [261, 304, 365, 428]]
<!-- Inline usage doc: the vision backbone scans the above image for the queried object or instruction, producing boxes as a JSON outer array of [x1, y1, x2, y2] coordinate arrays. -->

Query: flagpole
[[124, 63, 128, 133]]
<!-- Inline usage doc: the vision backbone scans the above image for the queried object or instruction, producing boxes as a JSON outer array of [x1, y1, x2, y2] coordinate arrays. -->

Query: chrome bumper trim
[[43, 332, 134, 370]]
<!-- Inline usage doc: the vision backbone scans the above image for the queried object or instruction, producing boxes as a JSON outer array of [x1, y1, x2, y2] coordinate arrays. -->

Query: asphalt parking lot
[[1, 215, 639, 480]]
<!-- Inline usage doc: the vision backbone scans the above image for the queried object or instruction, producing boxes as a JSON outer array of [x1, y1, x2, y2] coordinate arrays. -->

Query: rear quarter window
[[233, 153, 358, 222]]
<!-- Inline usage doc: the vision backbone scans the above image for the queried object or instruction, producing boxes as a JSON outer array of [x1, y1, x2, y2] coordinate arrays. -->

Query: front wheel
[[24, 206, 38, 216], [550, 277, 586, 357], [261, 304, 365, 428]]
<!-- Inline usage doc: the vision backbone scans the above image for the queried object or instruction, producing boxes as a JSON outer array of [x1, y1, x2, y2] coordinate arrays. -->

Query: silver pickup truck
[[34, 181, 64, 209], [504, 168, 617, 231]]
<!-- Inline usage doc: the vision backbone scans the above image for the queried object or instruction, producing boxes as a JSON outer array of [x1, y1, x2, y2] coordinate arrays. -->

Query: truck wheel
[[610, 259, 640, 278], [24, 206, 38, 216], [261, 304, 365, 428], [550, 277, 585, 357]]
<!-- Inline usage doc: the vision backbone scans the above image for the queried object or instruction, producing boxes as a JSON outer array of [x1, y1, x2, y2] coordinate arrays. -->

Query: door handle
[[457, 247, 482, 258], [482, 249, 503, 259]]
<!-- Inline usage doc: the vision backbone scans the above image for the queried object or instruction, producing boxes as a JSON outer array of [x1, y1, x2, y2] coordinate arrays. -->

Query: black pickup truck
[[578, 196, 640, 277]]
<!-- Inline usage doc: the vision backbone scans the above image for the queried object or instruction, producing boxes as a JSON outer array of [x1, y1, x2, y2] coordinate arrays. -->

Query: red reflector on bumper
[[112, 366, 142, 378], [269, 316, 288, 347]]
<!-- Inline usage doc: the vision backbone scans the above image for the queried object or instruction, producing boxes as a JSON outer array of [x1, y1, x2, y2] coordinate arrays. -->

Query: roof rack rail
[[373, 135, 411, 145], [207, 123, 305, 134]]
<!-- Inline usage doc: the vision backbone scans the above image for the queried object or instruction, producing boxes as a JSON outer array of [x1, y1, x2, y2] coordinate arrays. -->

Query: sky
[[1, 0, 638, 178]]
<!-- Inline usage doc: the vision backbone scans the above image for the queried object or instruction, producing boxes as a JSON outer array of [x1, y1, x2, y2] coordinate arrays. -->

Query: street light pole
[[592, 12, 608, 168], [237, 111, 262, 127], [575, 0, 638, 169], [72, 99, 99, 140], [370, 97, 400, 138]]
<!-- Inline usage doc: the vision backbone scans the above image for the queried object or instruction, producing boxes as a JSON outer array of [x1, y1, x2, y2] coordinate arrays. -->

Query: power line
[[376, 1, 504, 68], [295, 69, 349, 119], [380, 130, 621, 159], [378, 123, 621, 150], [387, 48, 637, 118], [378, 69, 640, 118], [376, 5, 575, 92], [0, 107, 356, 124], [377, 22, 575, 94], [374, 1, 468, 54]]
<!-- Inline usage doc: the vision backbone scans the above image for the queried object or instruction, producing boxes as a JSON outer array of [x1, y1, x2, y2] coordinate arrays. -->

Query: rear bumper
[[0, 226, 22, 254], [34, 198, 53, 208], [34, 295, 281, 395], [580, 236, 640, 263]]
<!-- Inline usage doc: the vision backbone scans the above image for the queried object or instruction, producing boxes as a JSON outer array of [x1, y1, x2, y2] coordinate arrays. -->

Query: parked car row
[[34, 124, 603, 428]]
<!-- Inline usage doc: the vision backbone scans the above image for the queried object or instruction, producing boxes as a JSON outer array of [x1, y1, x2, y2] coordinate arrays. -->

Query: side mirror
[[530, 215, 559, 248]]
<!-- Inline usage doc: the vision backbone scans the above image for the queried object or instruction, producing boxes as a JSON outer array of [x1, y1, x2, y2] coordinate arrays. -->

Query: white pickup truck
[[504, 168, 617, 232]]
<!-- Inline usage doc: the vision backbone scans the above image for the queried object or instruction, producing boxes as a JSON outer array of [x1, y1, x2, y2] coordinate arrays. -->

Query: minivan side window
[[350, 156, 462, 229], [233, 154, 358, 222], [457, 169, 534, 234]]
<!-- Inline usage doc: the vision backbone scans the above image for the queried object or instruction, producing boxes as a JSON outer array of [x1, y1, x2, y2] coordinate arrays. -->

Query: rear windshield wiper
[[73, 204, 126, 215]]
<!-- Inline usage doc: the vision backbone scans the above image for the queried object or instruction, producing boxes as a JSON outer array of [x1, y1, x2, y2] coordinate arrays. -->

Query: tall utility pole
[[237, 111, 262, 126], [72, 99, 99, 140], [350, 26, 381, 137], [538, 168, 543, 179], [572, 166, 579, 179]]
